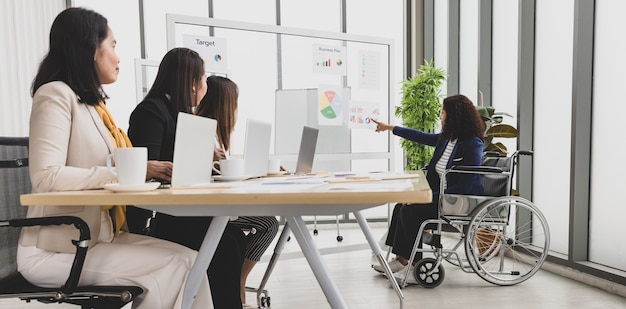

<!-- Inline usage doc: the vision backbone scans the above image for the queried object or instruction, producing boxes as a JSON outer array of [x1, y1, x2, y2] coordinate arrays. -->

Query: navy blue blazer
[[393, 126, 484, 196]]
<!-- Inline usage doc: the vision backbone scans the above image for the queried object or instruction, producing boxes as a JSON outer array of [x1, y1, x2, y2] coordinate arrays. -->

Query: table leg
[[353, 210, 404, 309], [286, 216, 348, 309], [182, 215, 229, 309]]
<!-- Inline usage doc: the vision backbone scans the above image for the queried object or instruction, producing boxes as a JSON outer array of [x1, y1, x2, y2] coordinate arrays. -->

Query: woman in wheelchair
[[371, 94, 484, 284]]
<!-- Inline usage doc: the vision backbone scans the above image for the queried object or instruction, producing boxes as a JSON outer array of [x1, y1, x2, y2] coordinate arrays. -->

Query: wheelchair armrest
[[450, 165, 504, 174], [4, 216, 90, 294]]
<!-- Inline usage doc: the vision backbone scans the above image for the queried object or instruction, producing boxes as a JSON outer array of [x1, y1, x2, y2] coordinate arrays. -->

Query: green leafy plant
[[395, 60, 446, 170]]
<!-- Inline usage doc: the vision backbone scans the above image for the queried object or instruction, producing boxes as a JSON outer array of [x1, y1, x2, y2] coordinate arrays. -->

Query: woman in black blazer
[[127, 47, 247, 308]]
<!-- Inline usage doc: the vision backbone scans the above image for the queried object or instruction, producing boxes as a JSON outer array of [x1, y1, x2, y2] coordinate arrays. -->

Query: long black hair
[[440, 94, 485, 141], [144, 47, 205, 114], [31, 7, 110, 105], [195, 75, 239, 151]]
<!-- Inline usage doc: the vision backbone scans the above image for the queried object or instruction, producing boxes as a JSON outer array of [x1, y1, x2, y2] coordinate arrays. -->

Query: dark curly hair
[[440, 94, 485, 141]]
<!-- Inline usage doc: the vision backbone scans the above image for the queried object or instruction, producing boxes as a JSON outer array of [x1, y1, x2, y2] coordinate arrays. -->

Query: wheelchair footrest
[[422, 232, 442, 248]]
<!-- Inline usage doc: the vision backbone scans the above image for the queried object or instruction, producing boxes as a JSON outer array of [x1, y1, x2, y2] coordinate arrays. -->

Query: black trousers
[[126, 206, 246, 309], [385, 198, 438, 261]]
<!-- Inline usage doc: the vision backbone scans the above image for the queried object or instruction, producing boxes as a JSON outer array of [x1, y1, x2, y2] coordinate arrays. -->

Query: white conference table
[[21, 171, 431, 309]]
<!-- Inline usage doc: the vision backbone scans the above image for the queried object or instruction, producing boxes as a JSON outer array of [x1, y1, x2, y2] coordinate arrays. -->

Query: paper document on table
[[257, 183, 324, 191], [328, 179, 413, 191], [326, 177, 381, 184], [258, 174, 328, 185], [170, 183, 231, 190], [359, 172, 420, 181]]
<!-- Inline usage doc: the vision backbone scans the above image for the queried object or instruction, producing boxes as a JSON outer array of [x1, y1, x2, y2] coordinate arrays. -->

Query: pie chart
[[319, 90, 342, 119]]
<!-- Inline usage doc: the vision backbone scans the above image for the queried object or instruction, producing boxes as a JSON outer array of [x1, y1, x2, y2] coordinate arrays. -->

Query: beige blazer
[[20, 81, 118, 253]]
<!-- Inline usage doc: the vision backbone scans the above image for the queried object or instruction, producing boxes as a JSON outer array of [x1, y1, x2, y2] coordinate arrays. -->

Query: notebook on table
[[294, 126, 319, 174], [171, 112, 217, 187], [243, 118, 272, 178]]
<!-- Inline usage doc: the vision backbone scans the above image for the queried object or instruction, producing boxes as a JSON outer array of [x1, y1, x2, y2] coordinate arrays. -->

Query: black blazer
[[128, 95, 178, 161]]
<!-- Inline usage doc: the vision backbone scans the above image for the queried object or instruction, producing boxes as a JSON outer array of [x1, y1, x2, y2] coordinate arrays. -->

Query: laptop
[[171, 112, 217, 187], [243, 118, 272, 178], [294, 126, 319, 174]]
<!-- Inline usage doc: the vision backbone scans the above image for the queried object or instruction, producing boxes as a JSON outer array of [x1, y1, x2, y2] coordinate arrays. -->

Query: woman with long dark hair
[[127, 48, 248, 308], [196, 75, 279, 307], [371, 94, 484, 284], [19, 8, 210, 308]]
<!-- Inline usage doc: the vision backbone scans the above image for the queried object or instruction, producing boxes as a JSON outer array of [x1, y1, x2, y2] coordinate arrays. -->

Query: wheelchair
[[395, 150, 550, 288]]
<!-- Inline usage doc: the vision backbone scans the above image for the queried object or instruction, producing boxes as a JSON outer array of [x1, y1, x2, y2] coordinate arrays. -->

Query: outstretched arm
[[371, 118, 395, 132]]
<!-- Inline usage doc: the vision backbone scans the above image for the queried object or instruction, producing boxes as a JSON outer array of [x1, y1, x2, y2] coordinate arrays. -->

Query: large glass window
[[491, 0, 518, 156], [589, 0, 626, 270], [0, 0, 65, 136], [533, 0, 575, 255], [458, 0, 478, 104], [280, 0, 341, 32], [434, 0, 449, 96], [76, 0, 143, 133], [213, 0, 276, 24], [143, 0, 209, 61]]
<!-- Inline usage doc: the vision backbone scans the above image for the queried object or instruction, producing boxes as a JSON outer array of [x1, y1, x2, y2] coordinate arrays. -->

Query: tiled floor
[[2, 222, 625, 308]]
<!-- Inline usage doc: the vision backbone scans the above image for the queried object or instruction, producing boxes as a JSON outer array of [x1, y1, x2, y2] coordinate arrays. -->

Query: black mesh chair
[[0, 137, 143, 309]]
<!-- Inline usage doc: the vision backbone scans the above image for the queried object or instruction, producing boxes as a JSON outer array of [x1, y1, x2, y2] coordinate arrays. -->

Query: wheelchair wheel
[[414, 258, 445, 288], [464, 196, 550, 286]]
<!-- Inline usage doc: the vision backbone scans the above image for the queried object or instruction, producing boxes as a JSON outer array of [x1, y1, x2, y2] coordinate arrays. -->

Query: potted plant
[[395, 60, 446, 170], [477, 105, 517, 157]]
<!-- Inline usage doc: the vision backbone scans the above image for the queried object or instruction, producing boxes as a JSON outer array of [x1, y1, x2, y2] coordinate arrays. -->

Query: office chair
[[0, 137, 143, 308]]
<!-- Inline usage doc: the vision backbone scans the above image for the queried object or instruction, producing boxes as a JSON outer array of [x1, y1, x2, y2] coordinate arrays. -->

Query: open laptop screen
[[171, 112, 217, 187], [294, 126, 319, 174], [243, 119, 272, 178]]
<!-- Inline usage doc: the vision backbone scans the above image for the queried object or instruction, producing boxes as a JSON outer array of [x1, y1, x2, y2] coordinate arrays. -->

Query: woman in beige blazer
[[17, 7, 211, 309]]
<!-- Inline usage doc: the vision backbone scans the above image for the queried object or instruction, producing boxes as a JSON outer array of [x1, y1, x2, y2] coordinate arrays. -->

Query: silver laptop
[[171, 112, 217, 187], [294, 126, 319, 174], [243, 118, 272, 178]]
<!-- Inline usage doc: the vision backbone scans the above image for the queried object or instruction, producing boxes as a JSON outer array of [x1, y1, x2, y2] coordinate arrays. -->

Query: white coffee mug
[[268, 158, 281, 173], [106, 147, 147, 186], [212, 159, 245, 177]]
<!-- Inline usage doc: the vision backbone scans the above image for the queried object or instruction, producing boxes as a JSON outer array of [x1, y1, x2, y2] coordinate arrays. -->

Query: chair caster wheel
[[414, 257, 445, 288], [336, 235, 343, 241], [313, 229, 318, 235], [260, 296, 270, 307]]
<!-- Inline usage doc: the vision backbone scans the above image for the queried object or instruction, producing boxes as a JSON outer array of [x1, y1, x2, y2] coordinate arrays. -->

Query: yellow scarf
[[95, 101, 131, 237]]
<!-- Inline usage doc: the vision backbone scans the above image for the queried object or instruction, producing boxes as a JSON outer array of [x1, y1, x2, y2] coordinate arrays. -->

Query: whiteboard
[[158, 14, 395, 172]]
